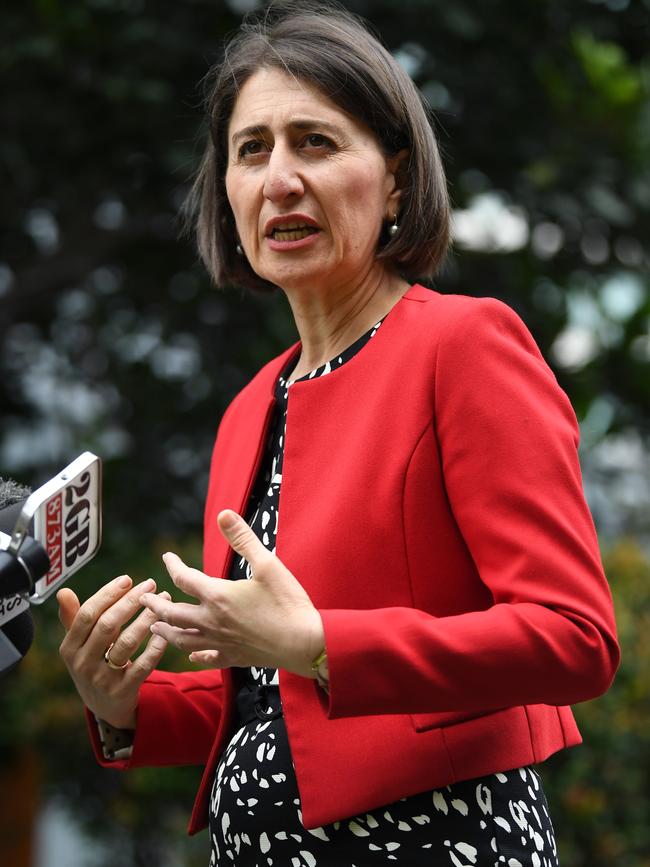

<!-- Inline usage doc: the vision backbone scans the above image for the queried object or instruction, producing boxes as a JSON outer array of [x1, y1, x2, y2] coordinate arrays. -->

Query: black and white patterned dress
[[208, 314, 560, 867]]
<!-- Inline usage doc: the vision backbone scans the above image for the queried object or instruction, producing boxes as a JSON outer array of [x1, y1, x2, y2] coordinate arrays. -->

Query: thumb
[[217, 510, 267, 569], [57, 587, 80, 631]]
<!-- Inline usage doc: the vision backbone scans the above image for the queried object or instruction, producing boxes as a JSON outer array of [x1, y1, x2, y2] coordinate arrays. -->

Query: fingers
[[149, 621, 204, 652], [139, 591, 203, 629], [62, 577, 155, 662], [189, 649, 221, 667], [63, 575, 134, 650], [217, 510, 271, 572], [57, 588, 80, 631], [125, 631, 168, 685], [161, 552, 214, 599], [106, 590, 171, 668], [80, 578, 158, 658]]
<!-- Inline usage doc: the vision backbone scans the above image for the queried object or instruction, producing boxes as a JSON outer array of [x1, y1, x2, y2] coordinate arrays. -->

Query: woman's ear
[[385, 148, 410, 217]]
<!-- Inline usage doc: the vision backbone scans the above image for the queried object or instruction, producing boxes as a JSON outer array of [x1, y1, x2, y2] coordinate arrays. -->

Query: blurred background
[[1, 0, 649, 864]]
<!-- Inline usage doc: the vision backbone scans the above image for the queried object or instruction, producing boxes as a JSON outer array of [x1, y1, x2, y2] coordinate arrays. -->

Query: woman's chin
[[256, 261, 333, 294]]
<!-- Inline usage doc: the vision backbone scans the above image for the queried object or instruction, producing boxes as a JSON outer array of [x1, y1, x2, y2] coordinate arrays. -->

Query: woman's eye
[[238, 140, 266, 158], [304, 133, 332, 149]]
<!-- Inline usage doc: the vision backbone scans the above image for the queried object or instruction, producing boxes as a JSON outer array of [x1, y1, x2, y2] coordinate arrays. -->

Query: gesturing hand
[[58, 577, 170, 730], [140, 510, 325, 679]]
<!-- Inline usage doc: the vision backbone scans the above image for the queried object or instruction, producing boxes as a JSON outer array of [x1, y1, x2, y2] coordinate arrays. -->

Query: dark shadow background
[[1, 0, 649, 864]]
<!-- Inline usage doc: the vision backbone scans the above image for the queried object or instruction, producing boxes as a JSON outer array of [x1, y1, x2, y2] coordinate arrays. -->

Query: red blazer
[[88, 284, 619, 834]]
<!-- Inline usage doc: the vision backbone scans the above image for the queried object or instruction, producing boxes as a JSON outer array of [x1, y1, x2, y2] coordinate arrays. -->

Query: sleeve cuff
[[94, 716, 135, 761]]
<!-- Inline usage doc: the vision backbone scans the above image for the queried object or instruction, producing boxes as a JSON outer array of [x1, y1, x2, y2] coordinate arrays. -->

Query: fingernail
[[220, 511, 238, 529], [160, 591, 171, 600], [139, 578, 155, 591], [118, 576, 131, 588]]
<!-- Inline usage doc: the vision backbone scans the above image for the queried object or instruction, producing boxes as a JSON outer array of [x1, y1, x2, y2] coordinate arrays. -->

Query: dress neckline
[[282, 314, 388, 387]]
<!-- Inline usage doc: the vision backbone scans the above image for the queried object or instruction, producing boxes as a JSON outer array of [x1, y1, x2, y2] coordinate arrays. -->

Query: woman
[[58, 3, 620, 865]]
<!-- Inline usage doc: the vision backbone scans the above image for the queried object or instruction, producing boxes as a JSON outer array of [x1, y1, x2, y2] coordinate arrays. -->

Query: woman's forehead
[[230, 70, 346, 132]]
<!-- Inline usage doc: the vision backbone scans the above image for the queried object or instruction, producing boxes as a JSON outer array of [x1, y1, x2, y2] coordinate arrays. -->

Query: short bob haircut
[[182, 0, 450, 293]]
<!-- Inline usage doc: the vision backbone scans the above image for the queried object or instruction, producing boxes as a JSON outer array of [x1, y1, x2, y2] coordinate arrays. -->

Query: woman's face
[[225, 68, 403, 293]]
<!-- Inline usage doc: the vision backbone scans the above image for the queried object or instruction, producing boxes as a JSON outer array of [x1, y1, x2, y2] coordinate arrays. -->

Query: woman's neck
[[283, 270, 410, 380]]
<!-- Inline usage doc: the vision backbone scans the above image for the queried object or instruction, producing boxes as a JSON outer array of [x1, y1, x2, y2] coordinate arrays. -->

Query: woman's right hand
[[58, 575, 169, 730]]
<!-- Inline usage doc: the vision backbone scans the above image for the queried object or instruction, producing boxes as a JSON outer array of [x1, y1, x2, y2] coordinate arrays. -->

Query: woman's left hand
[[139, 509, 325, 678]]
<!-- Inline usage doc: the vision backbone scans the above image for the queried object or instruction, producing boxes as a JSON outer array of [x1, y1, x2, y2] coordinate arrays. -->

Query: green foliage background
[[1, 0, 648, 864]]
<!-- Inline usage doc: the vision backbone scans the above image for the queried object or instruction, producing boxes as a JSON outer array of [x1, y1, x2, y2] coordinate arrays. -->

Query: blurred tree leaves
[[573, 29, 643, 107]]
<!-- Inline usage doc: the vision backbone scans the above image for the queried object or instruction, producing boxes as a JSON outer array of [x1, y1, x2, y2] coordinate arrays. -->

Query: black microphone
[[0, 480, 51, 599], [0, 479, 35, 676]]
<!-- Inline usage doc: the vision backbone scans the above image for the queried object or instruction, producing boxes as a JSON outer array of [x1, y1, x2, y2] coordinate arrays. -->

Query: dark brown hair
[[182, 0, 450, 292]]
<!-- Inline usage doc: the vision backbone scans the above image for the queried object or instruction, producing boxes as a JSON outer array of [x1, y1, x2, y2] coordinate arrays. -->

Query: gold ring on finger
[[104, 641, 131, 671]]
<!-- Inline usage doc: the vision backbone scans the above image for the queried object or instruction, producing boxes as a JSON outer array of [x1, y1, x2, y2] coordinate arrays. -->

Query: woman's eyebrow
[[231, 118, 345, 146], [289, 119, 346, 137], [231, 124, 267, 146]]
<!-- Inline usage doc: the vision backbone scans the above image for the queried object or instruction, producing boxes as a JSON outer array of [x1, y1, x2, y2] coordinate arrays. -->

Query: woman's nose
[[263, 146, 305, 203]]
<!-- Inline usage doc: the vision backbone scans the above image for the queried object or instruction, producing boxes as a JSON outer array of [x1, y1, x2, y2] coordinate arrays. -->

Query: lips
[[264, 214, 321, 238], [272, 224, 319, 241]]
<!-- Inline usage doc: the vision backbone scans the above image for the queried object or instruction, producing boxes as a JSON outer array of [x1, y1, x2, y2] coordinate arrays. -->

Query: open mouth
[[270, 224, 319, 242]]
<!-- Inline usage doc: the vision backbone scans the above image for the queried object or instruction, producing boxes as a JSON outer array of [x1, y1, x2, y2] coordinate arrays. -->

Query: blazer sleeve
[[85, 668, 224, 769], [319, 297, 620, 719]]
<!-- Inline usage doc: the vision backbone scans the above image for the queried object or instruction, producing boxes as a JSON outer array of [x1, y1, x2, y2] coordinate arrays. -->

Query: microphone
[[0, 479, 35, 676], [0, 482, 51, 600], [0, 453, 103, 676]]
